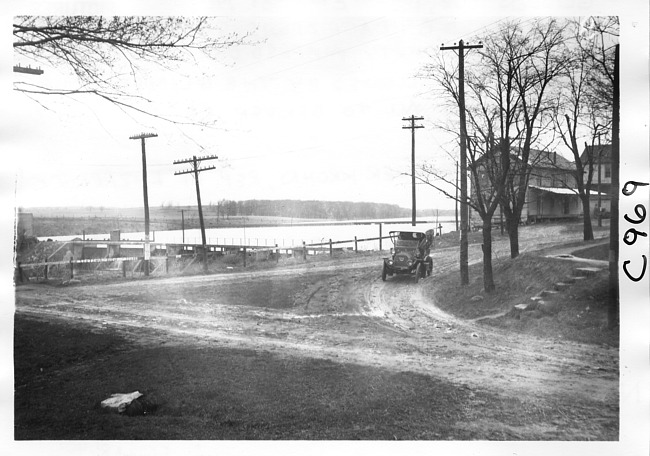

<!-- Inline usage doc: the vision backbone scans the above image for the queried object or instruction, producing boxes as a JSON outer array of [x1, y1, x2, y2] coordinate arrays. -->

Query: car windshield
[[390, 231, 423, 251]]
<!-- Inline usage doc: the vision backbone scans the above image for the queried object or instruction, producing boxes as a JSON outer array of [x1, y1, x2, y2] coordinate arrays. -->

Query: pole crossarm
[[174, 165, 216, 176], [129, 132, 158, 140], [402, 115, 425, 129], [14, 65, 44, 75], [173, 154, 218, 165], [440, 42, 484, 51]]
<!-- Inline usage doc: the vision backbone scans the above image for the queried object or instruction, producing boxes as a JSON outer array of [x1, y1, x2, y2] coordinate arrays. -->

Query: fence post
[[69, 258, 74, 279], [243, 247, 247, 267], [122, 260, 126, 278], [379, 224, 383, 251], [329, 239, 333, 257], [354, 236, 358, 253], [275, 244, 279, 263], [165, 256, 169, 274], [44, 258, 48, 281], [302, 241, 307, 260]]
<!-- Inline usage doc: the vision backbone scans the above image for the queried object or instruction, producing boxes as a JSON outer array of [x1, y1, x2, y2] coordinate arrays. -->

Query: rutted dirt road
[[15, 242, 618, 439]]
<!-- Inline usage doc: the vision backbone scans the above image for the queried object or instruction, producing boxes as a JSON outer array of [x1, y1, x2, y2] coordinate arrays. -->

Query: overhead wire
[[233, 17, 387, 73]]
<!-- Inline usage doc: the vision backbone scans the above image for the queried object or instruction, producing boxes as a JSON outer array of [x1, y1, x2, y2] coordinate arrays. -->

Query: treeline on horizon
[[210, 199, 412, 220]]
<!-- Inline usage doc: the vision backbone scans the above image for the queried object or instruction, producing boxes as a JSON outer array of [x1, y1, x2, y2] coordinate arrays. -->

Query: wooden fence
[[15, 233, 402, 283]]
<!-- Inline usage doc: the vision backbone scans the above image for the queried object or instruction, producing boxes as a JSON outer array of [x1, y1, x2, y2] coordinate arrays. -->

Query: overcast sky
[[4, 0, 649, 212]]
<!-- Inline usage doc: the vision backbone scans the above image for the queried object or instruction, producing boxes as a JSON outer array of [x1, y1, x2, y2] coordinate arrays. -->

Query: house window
[[604, 165, 611, 178]]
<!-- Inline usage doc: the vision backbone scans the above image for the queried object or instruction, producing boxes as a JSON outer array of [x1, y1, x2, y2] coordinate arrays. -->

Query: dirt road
[[15, 239, 618, 439]]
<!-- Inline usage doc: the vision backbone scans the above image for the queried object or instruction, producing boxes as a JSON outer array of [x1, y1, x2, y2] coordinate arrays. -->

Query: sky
[[3, 0, 649, 214]]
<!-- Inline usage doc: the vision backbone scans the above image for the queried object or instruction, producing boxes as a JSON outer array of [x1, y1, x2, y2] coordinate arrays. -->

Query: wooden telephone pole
[[608, 44, 619, 329], [441, 39, 483, 286], [402, 115, 424, 226], [174, 155, 218, 273], [129, 132, 158, 276]]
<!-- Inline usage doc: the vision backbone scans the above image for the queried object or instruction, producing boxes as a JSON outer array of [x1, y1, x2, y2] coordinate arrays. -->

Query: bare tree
[[487, 19, 571, 258], [552, 17, 618, 240], [13, 16, 253, 122], [419, 51, 511, 292]]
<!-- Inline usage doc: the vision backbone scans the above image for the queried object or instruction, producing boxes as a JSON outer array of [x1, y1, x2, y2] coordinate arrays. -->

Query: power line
[[234, 17, 386, 73], [248, 17, 440, 83]]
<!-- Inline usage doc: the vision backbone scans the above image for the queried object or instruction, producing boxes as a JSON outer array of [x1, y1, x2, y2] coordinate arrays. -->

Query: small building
[[524, 149, 582, 222], [580, 144, 612, 215], [471, 148, 584, 225]]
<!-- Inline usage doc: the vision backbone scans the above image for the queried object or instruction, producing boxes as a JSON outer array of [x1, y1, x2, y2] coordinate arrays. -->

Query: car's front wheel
[[415, 263, 423, 283]]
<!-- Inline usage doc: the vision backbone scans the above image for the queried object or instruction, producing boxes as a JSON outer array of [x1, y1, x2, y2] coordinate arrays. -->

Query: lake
[[41, 218, 458, 251]]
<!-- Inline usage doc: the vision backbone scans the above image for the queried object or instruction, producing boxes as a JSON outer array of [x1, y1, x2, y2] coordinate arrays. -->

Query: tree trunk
[[502, 204, 521, 259], [507, 215, 520, 259], [482, 218, 495, 292], [580, 194, 595, 241]]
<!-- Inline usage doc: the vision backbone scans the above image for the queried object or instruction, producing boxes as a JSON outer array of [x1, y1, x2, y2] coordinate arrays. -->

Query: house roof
[[524, 148, 574, 170], [529, 185, 577, 195], [580, 144, 612, 163], [529, 184, 606, 196], [475, 147, 575, 170]]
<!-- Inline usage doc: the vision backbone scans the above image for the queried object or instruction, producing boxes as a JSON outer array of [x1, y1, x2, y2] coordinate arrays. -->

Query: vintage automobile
[[382, 228, 434, 283]]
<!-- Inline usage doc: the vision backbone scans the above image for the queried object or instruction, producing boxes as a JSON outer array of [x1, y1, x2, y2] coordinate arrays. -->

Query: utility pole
[[597, 133, 603, 227], [174, 155, 218, 273], [608, 44, 619, 330], [441, 39, 483, 286], [455, 161, 459, 232], [129, 132, 158, 277], [181, 209, 185, 244], [402, 115, 424, 226]]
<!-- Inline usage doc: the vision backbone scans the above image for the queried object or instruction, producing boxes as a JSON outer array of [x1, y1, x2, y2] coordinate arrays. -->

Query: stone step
[[574, 267, 603, 277], [538, 289, 559, 298]]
